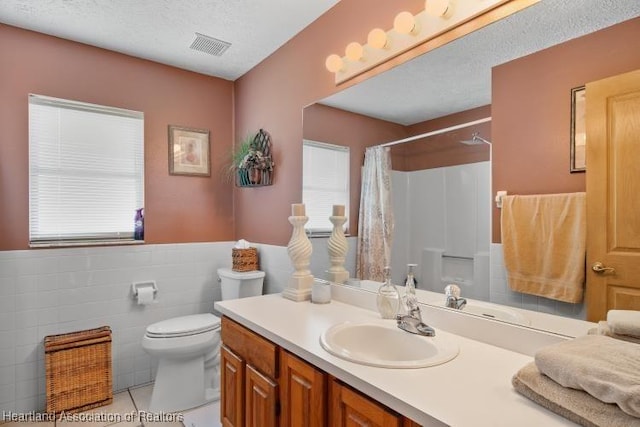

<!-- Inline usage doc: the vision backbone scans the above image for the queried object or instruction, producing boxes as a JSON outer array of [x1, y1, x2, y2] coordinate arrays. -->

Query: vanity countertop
[[215, 293, 578, 427]]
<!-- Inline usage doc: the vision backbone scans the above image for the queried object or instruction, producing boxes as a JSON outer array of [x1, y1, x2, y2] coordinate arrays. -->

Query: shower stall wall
[[390, 161, 491, 300]]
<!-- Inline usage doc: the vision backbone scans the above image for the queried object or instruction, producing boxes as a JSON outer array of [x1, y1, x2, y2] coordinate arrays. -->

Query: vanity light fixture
[[325, 0, 520, 83], [393, 11, 420, 35], [345, 42, 364, 61], [425, 0, 451, 18], [367, 28, 389, 49], [325, 54, 345, 73]]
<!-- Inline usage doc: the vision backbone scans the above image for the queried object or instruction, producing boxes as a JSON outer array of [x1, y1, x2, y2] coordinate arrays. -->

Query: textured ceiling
[[0, 0, 339, 81], [320, 0, 640, 125], [1, 1, 638, 121]]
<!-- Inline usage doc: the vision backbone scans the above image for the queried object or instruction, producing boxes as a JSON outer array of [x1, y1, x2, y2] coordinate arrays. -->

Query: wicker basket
[[232, 247, 259, 272], [45, 326, 113, 414]]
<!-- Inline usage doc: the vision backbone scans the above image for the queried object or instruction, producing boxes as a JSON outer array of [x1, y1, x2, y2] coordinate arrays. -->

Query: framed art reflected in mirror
[[570, 86, 586, 173]]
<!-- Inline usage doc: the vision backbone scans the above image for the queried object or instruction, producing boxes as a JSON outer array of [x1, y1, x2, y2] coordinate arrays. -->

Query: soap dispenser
[[377, 266, 400, 319], [403, 263, 418, 310]]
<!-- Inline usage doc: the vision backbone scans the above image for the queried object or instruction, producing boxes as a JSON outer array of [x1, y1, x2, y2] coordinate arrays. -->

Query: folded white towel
[[608, 310, 640, 338], [535, 335, 640, 418]]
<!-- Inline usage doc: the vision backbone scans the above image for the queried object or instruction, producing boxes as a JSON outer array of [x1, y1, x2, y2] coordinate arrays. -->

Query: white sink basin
[[319, 321, 459, 368], [430, 300, 530, 326]]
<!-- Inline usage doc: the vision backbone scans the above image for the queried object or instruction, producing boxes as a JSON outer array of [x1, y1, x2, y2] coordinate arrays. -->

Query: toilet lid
[[146, 313, 221, 338]]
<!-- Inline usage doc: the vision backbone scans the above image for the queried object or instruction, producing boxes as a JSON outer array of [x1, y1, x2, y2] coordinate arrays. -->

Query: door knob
[[591, 262, 615, 274]]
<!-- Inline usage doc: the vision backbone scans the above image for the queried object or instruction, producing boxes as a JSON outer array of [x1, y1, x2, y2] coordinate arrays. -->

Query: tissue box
[[232, 247, 259, 272], [45, 326, 113, 413]]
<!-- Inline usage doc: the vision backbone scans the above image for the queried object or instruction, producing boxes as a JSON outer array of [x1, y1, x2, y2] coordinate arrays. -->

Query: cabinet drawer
[[221, 316, 278, 378]]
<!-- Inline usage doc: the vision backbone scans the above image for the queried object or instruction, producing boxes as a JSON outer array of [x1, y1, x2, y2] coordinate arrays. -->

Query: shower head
[[460, 132, 491, 145]]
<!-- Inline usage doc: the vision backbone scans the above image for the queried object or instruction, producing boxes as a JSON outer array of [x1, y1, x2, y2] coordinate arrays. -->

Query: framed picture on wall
[[570, 86, 586, 173], [168, 125, 211, 176]]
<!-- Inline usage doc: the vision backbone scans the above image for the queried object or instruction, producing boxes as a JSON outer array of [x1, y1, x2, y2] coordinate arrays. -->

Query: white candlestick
[[283, 214, 314, 301], [327, 214, 349, 284]]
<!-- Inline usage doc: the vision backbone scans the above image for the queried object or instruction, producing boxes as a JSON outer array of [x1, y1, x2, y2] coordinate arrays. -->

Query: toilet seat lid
[[146, 313, 221, 338]]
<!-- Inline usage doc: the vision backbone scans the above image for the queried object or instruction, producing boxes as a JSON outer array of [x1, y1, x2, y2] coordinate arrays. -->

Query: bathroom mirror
[[303, 1, 640, 328]]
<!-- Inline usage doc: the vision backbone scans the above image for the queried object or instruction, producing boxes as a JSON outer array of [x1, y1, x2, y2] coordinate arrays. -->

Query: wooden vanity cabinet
[[330, 380, 402, 427], [220, 346, 245, 426], [280, 349, 327, 426], [245, 364, 278, 427], [220, 317, 279, 427], [220, 316, 421, 427]]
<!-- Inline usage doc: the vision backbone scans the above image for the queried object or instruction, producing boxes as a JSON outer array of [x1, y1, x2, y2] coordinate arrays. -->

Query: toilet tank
[[217, 268, 265, 300]]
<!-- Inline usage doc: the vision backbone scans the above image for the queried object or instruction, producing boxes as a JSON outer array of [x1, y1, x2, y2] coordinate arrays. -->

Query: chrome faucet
[[444, 284, 467, 310], [396, 293, 435, 337]]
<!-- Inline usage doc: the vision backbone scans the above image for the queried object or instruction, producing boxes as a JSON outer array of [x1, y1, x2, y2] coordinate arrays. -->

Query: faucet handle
[[444, 284, 461, 298]]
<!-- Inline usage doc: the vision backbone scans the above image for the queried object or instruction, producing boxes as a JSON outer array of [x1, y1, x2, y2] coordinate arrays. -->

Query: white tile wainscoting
[[0, 241, 311, 414], [1, 237, 584, 414]]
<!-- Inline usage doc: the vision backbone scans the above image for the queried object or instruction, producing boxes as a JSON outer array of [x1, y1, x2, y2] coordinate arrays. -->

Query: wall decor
[[237, 128, 274, 187], [570, 86, 586, 172], [168, 125, 211, 176]]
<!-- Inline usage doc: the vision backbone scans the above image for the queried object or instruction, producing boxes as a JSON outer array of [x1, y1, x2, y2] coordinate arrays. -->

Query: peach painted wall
[[395, 105, 491, 171], [234, 0, 425, 246], [492, 17, 640, 243], [303, 103, 407, 234], [0, 24, 235, 250]]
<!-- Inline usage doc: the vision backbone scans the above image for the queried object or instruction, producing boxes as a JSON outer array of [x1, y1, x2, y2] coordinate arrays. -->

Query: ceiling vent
[[189, 33, 231, 56]]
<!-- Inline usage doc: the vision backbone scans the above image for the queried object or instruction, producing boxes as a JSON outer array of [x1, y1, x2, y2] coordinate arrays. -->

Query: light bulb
[[325, 54, 344, 73], [367, 28, 389, 49], [425, 0, 450, 17], [394, 11, 419, 35], [345, 42, 364, 61]]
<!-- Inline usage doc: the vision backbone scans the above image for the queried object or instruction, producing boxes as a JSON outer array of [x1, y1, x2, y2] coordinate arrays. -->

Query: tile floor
[[1, 384, 221, 427]]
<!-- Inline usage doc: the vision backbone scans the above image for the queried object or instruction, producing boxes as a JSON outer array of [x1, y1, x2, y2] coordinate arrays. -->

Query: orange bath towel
[[501, 193, 586, 303]]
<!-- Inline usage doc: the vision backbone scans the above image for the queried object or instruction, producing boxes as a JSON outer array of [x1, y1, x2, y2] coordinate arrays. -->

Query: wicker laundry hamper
[[44, 326, 113, 414]]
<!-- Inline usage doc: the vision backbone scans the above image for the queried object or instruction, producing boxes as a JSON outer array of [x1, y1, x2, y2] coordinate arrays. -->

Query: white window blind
[[302, 140, 349, 233], [29, 94, 144, 246]]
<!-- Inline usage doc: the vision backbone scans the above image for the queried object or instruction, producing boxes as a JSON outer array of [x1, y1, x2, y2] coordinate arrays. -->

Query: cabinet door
[[221, 345, 245, 427], [331, 380, 401, 427], [280, 350, 327, 427], [245, 364, 278, 427]]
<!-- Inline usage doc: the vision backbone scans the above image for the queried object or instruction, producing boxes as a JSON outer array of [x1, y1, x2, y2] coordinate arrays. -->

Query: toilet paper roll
[[137, 286, 155, 305]]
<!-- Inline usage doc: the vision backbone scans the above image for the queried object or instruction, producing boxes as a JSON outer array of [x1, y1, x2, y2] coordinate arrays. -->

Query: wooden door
[[280, 350, 327, 427], [221, 345, 245, 427], [586, 68, 640, 321], [330, 380, 400, 427], [245, 364, 278, 427]]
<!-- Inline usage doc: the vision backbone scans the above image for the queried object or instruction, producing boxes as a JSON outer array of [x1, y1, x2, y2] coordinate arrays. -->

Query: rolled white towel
[[587, 320, 640, 344], [607, 310, 640, 338]]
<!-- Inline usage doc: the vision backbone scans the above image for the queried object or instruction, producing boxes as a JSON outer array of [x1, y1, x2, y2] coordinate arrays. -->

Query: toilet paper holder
[[131, 281, 158, 298]]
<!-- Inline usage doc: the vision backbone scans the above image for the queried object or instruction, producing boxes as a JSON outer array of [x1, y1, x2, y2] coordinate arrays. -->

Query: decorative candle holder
[[327, 211, 349, 284], [283, 205, 314, 301]]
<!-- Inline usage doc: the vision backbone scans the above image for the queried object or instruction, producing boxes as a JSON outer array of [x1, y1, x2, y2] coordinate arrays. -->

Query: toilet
[[142, 268, 265, 413]]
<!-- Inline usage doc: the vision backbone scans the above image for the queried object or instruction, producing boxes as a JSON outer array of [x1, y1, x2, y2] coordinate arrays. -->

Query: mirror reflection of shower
[[460, 132, 491, 146], [379, 117, 492, 300]]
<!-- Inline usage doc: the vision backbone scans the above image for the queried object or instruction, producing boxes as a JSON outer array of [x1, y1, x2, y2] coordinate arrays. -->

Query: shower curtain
[[357, 146, 394, 281]]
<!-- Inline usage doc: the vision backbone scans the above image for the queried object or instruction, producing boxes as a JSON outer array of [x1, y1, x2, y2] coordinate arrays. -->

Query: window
[[29, 94, 144, 246], [302, 140, 349, 234]]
